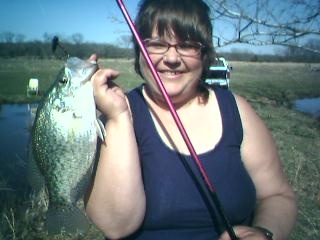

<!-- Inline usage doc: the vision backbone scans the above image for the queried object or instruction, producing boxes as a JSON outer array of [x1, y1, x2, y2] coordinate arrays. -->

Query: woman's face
[[140, 30, 204, 106]]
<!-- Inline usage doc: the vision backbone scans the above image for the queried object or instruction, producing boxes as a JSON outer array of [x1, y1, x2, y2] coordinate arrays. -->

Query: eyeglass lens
[[144, 39, 203, 56]]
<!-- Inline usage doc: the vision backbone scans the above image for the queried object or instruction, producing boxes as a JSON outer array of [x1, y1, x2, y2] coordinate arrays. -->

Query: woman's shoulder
[[231, 93, 262, 126], [221, 92, 271, 144], [233, 93, 276, 166]]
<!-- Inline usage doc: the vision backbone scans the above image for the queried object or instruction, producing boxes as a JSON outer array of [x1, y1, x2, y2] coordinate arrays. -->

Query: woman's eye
[[150, 42, 166, 48], [179, 42, 195, 50]]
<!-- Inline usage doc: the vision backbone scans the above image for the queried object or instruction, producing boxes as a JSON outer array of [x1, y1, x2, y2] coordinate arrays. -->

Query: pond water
[[0, 104, 35, 192], [294, 97, 320, 118]]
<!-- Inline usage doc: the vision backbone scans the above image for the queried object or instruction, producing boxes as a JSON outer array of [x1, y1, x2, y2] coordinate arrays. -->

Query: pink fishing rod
[[116, 1, 239, 239]]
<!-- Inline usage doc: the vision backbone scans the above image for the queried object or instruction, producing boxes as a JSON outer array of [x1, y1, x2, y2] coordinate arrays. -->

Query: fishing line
[[115, 1, 239, 239]]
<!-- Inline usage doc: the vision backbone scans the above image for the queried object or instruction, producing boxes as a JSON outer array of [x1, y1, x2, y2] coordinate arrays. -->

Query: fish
[[31, 57, 104, 235]]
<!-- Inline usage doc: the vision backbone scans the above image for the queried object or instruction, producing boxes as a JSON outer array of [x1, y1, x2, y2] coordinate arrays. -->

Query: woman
[[85, 0, 297, 239]]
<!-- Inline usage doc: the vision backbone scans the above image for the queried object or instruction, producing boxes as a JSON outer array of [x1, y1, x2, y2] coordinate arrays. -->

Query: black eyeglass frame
[[143, 38, 206, 56]]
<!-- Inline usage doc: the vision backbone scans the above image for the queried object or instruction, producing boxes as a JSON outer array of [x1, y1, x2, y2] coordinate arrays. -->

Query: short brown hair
[[133, 0, 215, 84]]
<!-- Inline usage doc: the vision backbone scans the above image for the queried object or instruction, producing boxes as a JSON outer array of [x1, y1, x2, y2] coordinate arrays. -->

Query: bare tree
[[118, 35, 132, 48], [71, 33, 84, 44], [43, 32, 54, 43], [15, 34, 26, 43], [207, 0, 320, 54], [0, 31, 15, 43]]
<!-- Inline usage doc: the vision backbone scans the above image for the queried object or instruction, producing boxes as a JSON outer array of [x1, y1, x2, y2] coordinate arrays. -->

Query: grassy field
[[0, 58, 143, 104], [0, 58, 319, 239]]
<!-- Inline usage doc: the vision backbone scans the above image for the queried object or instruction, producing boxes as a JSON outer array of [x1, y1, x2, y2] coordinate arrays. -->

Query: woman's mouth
[[158, 70, 184, 78]]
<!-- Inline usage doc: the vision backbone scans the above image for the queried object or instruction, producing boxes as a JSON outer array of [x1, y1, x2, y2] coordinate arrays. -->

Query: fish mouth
[[80, 64, 98, 85]]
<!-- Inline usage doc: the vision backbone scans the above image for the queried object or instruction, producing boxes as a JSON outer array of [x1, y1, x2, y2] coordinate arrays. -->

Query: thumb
[[219, 230, 231, 240], [89, 53, 98, 62]]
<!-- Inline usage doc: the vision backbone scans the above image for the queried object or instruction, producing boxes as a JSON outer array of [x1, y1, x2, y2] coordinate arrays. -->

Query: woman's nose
[[163, 46, 181, 64]]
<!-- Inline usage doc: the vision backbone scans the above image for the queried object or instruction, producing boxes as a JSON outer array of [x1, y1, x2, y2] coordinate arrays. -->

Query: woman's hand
[[89, 54, 129, 119], [219, 226, 269, 240]]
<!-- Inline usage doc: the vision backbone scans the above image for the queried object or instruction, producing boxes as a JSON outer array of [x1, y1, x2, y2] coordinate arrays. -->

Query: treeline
[[1, 31, 320, 61], [220, 50, 320, 63], [1, 41, 320, 63], [0, 41, 134, 59]]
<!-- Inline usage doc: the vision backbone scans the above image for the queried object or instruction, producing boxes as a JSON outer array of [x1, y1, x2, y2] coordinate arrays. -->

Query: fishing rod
[[115, 1, 239, 239]]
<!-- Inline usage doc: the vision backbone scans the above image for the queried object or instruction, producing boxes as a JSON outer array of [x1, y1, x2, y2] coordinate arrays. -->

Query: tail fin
[[46, 205, 90, 235]]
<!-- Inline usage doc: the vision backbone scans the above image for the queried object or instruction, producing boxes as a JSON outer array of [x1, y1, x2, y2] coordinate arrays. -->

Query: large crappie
[[31, 57, 103, 234]]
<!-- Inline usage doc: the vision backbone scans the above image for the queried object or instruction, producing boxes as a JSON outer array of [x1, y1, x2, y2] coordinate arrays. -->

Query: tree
[[15, 34, 26, 43], [118, 35, 132, 48], [0, 31, 15, 43], [71, 33, 84, 44], [206, 0, 320, 54], [43, 32, 53, 43], [284, 38, 320, 61]]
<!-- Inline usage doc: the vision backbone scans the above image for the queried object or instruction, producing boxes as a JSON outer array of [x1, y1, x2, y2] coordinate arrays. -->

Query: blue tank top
[[123, 85, 256, 240]]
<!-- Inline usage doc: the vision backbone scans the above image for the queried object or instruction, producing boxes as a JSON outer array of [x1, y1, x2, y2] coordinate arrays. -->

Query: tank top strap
[[214, 87, 243, 145]]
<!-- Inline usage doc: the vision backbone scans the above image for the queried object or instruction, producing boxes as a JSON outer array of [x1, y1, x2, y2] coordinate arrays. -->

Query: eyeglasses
[[143, 38, 205, 56]]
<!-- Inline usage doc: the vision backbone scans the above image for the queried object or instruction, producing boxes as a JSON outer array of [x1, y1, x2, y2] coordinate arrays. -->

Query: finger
[[220, 226, 265, 240], [218, 231, 231, 240], [89, 53, 98, 61], [219, 226, 243, 240], [91, 69, 120, 91]]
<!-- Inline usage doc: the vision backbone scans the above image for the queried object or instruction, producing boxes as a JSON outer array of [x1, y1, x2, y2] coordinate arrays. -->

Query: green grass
[[230, 62, 320, 105], [0, 58, 319, 239], [0, 58, 64, 103], [0, 58, 143, 104]]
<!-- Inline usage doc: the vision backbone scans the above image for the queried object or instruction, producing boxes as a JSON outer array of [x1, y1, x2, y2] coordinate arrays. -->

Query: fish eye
[[59, 76, 68, 84]]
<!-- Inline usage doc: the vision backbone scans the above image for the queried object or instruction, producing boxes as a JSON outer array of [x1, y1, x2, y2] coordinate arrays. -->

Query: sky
[[0, 0, 302, 55], [0, 0, 139, 44]]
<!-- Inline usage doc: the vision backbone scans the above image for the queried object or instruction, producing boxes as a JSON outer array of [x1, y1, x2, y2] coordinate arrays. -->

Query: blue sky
[[1, 0, 301, 54], [0, 0, 139, 44]]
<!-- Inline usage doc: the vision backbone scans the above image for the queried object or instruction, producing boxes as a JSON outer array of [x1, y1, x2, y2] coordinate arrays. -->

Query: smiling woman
[[85, 0, 297, 240]]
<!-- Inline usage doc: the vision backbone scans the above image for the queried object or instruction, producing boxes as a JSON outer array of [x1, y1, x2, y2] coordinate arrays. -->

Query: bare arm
[[220, 95, 297, 240], [85, 56, 146, 239]]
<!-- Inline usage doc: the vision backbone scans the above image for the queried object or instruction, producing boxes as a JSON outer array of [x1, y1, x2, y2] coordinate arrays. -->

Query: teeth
[[160, 71, 181, 75]]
